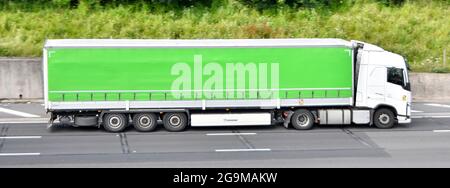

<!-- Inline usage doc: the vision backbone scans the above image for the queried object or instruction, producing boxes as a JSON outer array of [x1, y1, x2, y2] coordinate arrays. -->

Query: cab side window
[[387, 67, 404, 86]]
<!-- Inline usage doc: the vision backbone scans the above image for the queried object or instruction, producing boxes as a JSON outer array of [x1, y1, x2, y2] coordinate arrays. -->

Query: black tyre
[[133, 113, 158, 132], [291, 109, 314, 130], [373, 108, 395, 129], [163, 112, 188, 132], [103, 113, 128, 132]]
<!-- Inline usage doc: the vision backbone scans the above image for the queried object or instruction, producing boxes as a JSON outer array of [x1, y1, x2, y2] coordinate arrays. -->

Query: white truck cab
[[353, 41, 411, 128]]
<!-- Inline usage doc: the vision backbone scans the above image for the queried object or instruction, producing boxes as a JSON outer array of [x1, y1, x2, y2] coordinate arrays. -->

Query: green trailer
[[43, 39, 411, 132]]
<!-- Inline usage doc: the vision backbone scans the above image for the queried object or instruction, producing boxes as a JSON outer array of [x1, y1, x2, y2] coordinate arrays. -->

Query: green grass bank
[[0, 0, 449, 72]]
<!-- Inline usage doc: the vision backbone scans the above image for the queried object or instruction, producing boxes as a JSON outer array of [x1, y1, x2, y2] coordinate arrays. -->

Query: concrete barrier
[[0, 58, 449, 102], [0, 58, 42, 99], [410, 73, 450, 102]]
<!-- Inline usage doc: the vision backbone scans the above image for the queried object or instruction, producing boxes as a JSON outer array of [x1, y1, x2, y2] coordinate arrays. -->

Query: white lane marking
[[411, 110, 423, 113], [0, 121, 48, 124], [215, 148, 271, 152], [412, 116, 450, 119], [0, 153, 41, 156], [433, 130, 450, 133], [0, 118, 49, 124], [206, 133, 257, 136], [425, 103, 450, 108], [0, 107, 40, 118], [40, 104, 45, 106], [0, 136, 42, 139]]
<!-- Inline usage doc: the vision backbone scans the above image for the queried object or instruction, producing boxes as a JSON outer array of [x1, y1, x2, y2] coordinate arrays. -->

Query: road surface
[[0, 102, 450, 167]]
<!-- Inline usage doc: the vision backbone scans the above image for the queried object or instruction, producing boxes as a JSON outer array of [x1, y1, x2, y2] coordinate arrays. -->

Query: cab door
[[366, 66, 386, 104], [385, 67, 408, 116]]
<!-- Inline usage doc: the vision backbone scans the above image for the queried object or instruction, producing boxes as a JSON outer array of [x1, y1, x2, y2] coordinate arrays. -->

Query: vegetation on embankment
[[0, 0, 449, 72]]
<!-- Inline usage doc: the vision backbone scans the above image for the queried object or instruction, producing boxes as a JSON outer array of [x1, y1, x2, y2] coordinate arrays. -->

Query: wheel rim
[[109, 116, 122, 128], [138, 116, 152, 128], [379, 114, 390, 125], [297, 114, 310, 127], [169, 115, 181, 127]]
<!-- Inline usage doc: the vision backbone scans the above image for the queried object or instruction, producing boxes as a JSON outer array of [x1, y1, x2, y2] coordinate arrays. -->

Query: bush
[[431, 66, 450, 73], [0, 0, 215, 10], [375, 0, 405, 6], [238, 0, 347, 9]]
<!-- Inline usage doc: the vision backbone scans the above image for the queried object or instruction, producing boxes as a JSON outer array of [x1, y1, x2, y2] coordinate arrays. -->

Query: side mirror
[[404, 82, 411, 91]]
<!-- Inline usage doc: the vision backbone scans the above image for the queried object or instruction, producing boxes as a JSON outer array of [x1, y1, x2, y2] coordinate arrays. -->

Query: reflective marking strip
[[206, 133, 257, 136], [215, 148, 271, 152], [0, 107, 40, 118], [0, 153, 41, 156], [0, 136, 42, 139]]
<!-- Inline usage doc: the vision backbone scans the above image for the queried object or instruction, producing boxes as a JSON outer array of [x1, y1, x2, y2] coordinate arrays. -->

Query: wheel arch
[[374, 104, 398, 117], [372, 104, 398, 126]]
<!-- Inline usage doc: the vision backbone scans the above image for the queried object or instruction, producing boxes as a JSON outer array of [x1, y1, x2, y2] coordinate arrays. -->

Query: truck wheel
[[163, 112, 188, 132], [103, 113, 128, 132], [373, 108, 395, 129], [291, 109, 314, 130], [133, 113, 158, 132]]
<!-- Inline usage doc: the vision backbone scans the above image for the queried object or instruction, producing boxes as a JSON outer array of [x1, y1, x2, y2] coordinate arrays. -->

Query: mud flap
[[283, 111, 294, 128], [46, 113, 57, 129]]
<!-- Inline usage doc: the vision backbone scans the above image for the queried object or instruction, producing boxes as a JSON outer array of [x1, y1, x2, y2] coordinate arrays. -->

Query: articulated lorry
[[43, 39, 411, 132]]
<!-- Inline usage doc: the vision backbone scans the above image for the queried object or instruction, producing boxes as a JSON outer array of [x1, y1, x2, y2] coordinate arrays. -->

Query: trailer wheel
[[373, 108, 395, 129], [291, 109, 314, 130], [103, 113, 128, 132], [163, 112, 188, 132], [133, 113, 158, 132]]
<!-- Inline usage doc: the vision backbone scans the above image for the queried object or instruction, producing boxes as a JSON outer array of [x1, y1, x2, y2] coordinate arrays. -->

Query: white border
[[43, 48, 49, 109], [44, 38, 353, 48], [48, 98, 353, 110]]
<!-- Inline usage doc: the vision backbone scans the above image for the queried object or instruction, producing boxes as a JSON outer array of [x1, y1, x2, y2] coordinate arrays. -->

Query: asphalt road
[[1, 102, 450, 167]]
